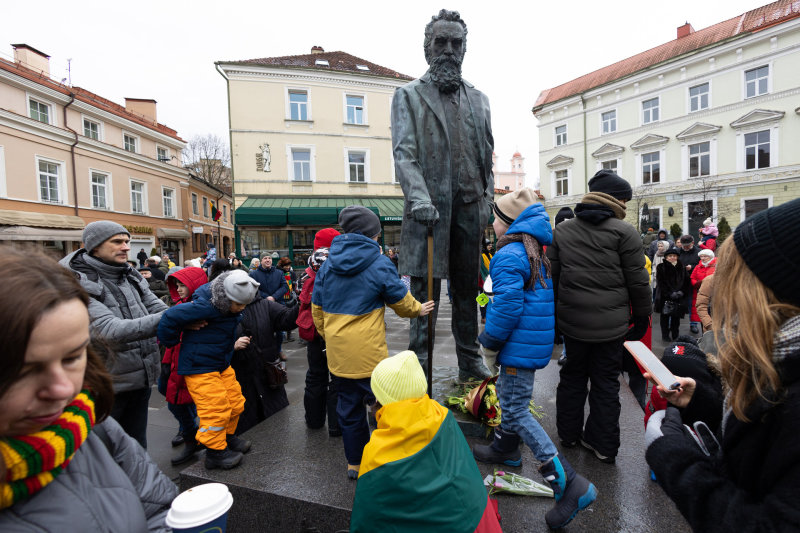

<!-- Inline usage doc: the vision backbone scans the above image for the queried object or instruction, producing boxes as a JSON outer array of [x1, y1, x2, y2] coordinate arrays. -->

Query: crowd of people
[[1, 187, 798, 531]]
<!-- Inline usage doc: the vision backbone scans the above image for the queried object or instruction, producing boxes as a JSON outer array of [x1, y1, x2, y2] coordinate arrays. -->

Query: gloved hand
[[670, 291, 684, 300], [644, 406, 686, 449], [625, 315, 650, 341], [478, 344, 499, 372], [411, 202, 439, 225]]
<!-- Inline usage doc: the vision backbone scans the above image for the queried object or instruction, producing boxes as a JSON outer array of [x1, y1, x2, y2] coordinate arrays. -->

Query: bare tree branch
[[182, 134, 231, 188]]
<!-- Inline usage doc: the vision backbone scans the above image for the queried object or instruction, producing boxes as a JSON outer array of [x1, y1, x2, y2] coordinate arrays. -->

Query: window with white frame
[[157, 146, 169, 162], [83, 118, 101, 140], [743, 198, 770, 219], [130, 180, 145, 214], [348, 151, 366, 182], [555, 125, 567, 146], [744, 130, 770, 169], [745, 66, 769, 98], [345, 95, 365, 124], [688, 142, 710, 178], [554, 169, 568, 196], [291, 148, 312, 181], [288, 90, 309, 120], [642, 98, 659, 124], [202, 196, 209, 218], [191, 192, 198, 215], [223, 204, 228, 222], [601, 110, 616, 134], [91, 171, 109, 209], [123, 133, 138, 153], [29, 98, 52, 124], [601, 160, 617, 173], [642, 152, 660, 184], [162, 187, 175, 218], [38, 159, 61, 203], [689, 83, 709, 112]]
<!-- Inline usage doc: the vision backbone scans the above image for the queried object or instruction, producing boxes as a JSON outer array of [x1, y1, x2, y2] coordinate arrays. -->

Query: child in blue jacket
[[472, 188, 597, 530], [158, 270, 260, 470]]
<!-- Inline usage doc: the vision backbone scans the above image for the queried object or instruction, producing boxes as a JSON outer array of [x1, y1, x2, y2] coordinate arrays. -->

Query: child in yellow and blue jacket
[[311, 206, 434, 480]]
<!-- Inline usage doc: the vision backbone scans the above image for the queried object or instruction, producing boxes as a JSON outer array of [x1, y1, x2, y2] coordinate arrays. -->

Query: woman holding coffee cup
[[0, 248, 177, 530]]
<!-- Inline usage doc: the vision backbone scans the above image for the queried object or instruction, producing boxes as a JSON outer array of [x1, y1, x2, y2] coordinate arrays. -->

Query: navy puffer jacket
[[157, 271, 243, 375], [479, 203, 555, 369]]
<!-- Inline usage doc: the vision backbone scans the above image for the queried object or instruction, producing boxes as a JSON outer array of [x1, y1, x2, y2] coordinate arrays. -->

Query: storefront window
[[383, 226, 401, 251], [240, 229, 289, 261]]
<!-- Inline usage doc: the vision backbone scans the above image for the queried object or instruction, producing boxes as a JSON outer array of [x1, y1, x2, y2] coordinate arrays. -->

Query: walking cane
[[426, 224, 434, 397]]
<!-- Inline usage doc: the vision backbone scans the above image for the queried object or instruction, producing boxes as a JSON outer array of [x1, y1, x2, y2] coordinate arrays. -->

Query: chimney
[[311, 46, 325, 54], [11, 44, 50, 77], [677, 22, 695, 39], [124, 98, 157, 123]]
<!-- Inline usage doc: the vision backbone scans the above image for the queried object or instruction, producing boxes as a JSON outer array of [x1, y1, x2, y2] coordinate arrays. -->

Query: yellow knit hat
[[371, 351, 427, 406]]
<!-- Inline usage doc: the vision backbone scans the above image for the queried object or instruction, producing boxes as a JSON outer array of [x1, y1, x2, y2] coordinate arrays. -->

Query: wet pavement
[[145, 290, 695, 532]]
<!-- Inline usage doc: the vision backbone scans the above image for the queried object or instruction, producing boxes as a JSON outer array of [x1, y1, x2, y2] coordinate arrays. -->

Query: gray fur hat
[[83, 221, 130, 253]]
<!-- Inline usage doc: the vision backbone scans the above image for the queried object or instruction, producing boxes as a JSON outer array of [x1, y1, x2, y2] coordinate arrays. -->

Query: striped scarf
[[283, 269, 293, 301], [496, 233, 551, 290], [0, 390, 96, 509]]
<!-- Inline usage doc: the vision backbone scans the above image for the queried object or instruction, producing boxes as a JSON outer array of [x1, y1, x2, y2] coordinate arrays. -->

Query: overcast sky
[[3, 0, 764, 186]]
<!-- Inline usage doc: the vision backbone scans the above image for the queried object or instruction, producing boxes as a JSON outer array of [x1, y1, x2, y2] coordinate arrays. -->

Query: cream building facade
[[492, 151, 526, 192], [0, 43, 201, 262], [216, 46, 412, 265], [533, 1, 800, 237]]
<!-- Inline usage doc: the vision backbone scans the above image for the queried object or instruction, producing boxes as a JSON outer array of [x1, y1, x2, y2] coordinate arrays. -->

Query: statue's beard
[[429, 55, 462, 94]]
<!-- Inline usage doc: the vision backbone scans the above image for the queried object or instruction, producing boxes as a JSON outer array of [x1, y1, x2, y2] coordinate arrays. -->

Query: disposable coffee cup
[[166, 483, 233, 533]]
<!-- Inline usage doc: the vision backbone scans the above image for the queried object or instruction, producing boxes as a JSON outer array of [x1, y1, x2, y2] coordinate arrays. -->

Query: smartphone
[[623, 341, 681, 391]]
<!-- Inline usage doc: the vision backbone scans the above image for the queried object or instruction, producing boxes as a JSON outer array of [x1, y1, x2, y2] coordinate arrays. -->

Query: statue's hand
[[411, 202, 439, 225]]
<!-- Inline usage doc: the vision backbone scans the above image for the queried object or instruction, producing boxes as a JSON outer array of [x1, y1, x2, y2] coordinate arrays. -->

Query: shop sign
[[123, 225, 153, 234], [382, 216, 403, 222], [192, 226, 204, 234]]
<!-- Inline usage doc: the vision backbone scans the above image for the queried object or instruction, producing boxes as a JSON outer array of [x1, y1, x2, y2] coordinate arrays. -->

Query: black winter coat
[[546, 203, 652, 342], [646, 347, 800, 532], [654, 260, 691, 316], [232, 295, 298, 434]]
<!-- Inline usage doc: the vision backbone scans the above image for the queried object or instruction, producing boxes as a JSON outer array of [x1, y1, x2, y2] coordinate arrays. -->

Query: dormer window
[[356, 65, 369, 71], [315, 59, 329, 66]]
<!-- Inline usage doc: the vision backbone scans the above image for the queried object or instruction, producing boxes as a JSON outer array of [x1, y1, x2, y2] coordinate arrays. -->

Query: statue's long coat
[[392, 73, 494, 279]]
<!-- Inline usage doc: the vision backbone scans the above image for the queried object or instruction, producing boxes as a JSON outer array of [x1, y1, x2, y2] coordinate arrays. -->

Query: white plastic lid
[[166, 483, 233, 529]]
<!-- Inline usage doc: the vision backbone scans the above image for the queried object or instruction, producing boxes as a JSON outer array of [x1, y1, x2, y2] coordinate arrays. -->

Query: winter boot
[[171, 431, 184, 447], [226, 434, 251, 454], [205, 447, 243, 470], [539, 454, 597, 529], [171, 433, 201, 466], [472, 427, 522, 467], [458, 359, 493, 382]]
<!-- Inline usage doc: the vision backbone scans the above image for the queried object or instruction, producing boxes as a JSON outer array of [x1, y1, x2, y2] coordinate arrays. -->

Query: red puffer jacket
[[690, 258, 716, 323], [296, 266, 318, 342], [162, 267, 208, 405]]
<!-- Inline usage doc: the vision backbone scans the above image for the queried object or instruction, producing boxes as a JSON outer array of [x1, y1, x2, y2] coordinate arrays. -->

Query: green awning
[[236, 197, 405, 227]]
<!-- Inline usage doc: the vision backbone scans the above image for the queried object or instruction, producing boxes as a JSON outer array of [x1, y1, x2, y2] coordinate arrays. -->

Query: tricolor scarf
[[0, 390, 96, 509], [283, 269, 293, 302]]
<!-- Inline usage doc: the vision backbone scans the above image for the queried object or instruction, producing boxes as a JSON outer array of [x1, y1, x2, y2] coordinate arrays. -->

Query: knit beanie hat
[[733, 198, 800, 306], [83, 221, 130, 254], [370, 350, 427, 406], [698, 249, 714, 259], [492, 188, 539, 226], [314, 228, 340, 249], [308, 247, 330, 271], [223, 270, 260, 304], [338, 205, 381, 237], [554, 206, 575, 226], [587, 169, 632, 201]]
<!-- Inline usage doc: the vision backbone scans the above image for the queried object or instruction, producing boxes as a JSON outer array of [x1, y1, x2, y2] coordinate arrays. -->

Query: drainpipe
[[580, 94, 588, 195], [63, 92, 79, 216], [215, 63, 239, 256]]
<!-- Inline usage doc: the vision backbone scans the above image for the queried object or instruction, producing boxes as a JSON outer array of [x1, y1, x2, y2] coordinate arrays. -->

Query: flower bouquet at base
[[483, 470, 554, 498], [446, 376, 545, 428]]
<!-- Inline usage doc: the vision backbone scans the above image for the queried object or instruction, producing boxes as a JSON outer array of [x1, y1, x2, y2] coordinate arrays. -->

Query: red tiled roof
[[224, 50, 414, 81], [0, 57, 183, 141], [533, 0, 800, 111]]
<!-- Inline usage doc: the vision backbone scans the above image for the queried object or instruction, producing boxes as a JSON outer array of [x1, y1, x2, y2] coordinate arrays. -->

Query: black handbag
[[265, 360, 288, 389], [662, 300, 677, 316]]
